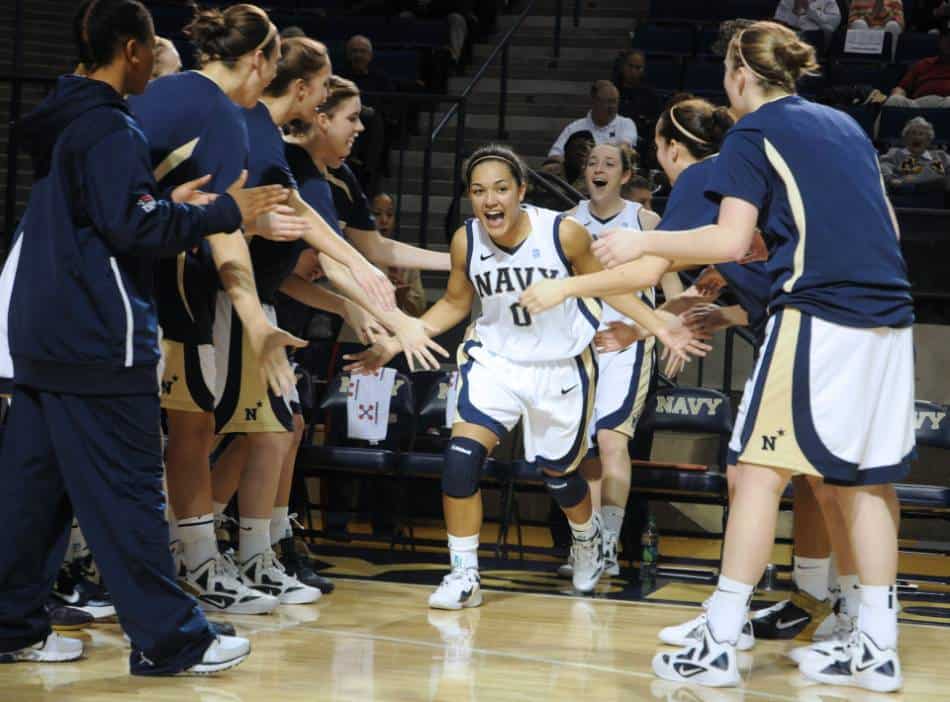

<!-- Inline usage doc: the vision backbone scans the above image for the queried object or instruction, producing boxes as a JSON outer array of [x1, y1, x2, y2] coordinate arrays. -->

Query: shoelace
[[212, 554, 250, 593]]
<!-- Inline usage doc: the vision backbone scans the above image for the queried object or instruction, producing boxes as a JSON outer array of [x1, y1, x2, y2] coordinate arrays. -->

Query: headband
[[466, 154, 521, 182], [256, 22, 277, 52], [669, 106, 710, 146], [734, 29, 772, 84]]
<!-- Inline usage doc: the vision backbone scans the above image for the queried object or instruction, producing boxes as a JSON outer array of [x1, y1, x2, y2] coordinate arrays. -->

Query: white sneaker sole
[[428, 589, 483, 611], [798, 663, 903, 693], [181, 653, 250, 675], [573, 566, 605, 593], [278, 588, 321, 605], [651, 653, 741, 687], [201, 597, 279, 616], [0, 648, 83, 663]]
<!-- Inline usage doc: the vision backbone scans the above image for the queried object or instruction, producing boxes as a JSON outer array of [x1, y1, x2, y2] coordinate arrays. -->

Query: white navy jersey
[[466, 205, 600, 362], [573, 199, 656, 327]]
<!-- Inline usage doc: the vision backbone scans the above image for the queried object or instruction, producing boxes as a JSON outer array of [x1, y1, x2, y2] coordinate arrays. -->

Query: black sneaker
[[751, 590, 831, 640], [276, 537, 335, 594], [51, 558, 116, 620], [46, 602, 94, 631]]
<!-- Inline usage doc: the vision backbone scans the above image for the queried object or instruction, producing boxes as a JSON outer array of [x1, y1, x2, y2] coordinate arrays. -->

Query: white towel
[[346, 368, 396, 442], [444, 371, 460, 429]]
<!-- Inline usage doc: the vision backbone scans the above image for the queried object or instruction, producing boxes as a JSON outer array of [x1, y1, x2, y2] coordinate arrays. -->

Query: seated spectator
[[151, 36, 181, 80], [612, 50, 662, 135], [848, 0, 905, 45], [622, 174, 654, 209], [371, 193, 427, 317], [542, 130, 595, 195], [877, 20, 950, 106], [339, 35, 396, 194], [774, 0, 841, 38], [398, 1, 473, 67], [880, 116, 950, 189], [547, 80, 638, 164]]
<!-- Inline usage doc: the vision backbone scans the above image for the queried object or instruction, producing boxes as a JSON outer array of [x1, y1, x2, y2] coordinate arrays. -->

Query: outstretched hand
[[590, 228, 647, 269], [654, 310, 712, 378], [226, 170, 290, 228], [520, 278, 568, 315], [247, 324, 308, 397]]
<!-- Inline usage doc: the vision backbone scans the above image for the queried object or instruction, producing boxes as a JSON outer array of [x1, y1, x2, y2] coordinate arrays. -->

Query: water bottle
[[641, 513, 659, 569]]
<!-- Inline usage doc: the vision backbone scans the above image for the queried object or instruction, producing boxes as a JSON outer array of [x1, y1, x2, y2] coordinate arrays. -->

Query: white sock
[[600, 506, 625, 536], [239, 517, 272, 565], [793, 556, 831, 601], [707, 575, 754, 645], [858, 584, 899, 649], [447, 533, 479, 571], [68, 519, 89, 563], [270, 506, 292, 546], [178, 514, 218, 572], [839, 574, 861, 619], [568, 515, 596, 542], [212, 501, 228, 528]]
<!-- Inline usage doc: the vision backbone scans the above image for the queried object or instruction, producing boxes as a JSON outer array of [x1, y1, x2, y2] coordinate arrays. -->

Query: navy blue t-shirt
[[244, 102, 306, 305], [326, 162, 375, 232], [129, 71, 249, 343], [285, 143, 345, 240], [661, 157, 770, 345], [705, 95, 914, 329]]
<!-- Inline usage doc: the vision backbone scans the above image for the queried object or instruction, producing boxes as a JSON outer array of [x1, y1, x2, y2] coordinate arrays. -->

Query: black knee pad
[[442, 437, 487, 498], [543, 470, 589, 510]]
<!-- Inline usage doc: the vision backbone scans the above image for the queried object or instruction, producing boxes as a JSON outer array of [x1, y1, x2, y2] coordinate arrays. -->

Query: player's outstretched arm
[[279, 273, 385, 345], [346, 226, 452, 272], [344, 226, 475, 374]]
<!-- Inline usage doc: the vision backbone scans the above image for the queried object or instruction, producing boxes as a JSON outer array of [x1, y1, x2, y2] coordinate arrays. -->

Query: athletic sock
[[793, 556, 831, 601], [568, 515, 596, 542], [178, 514, 218, 572], [707, 574, 754, 644], [270, 506, 292, 546], [600, 506, 625, 537], [447, 533, 479, 571], [858, 584, 899, 650], [239, 517, 272, 566], [839, 574, 861, 618]]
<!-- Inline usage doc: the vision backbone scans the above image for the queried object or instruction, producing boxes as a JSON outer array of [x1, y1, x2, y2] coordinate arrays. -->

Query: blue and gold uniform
[[130, 72, 250, 413], [707, 96, 915, 485], [213, 103, 302, 435]]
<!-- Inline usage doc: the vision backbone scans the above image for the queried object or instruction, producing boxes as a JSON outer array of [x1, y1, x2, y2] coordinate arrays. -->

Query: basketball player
[[345, 144, 710, 608], [557, 143, 684, 579], [528, 23, 915, 692], [0, 0, 289, 672]]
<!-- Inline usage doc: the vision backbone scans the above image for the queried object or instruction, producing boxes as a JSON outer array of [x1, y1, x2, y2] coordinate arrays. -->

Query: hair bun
[[185, 7, 229, 42]]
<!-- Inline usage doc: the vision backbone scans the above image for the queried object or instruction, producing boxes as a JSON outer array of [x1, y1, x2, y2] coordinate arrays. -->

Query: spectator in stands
[[542, 130, 595, 194], [371, 193, 427, 317], [909, 1, 950, 32], [774, 0, 841, 38], [340, 35, 395, 195], [151, 36, 181, 79], [612, 49, 662, 134], [548, 80, 638, 166], [398, 1, 473, 67], [877, 19, 950, 106], [848, 0, 905, 45], [880, 116, 950, 190], [622, 174, 654, 210]]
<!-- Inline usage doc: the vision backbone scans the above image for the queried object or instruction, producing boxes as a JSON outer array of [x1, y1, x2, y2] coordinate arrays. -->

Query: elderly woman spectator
[[880, 116, 950, 190]]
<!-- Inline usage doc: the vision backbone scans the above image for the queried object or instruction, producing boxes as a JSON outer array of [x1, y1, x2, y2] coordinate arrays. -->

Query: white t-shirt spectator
[[774, 0, 841, 33], [548, 112, 638, 158]]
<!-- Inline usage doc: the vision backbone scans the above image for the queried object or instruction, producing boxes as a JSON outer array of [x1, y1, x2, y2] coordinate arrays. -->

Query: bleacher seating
[[895, 32, 940, 65], [632, 22, 695, 57]]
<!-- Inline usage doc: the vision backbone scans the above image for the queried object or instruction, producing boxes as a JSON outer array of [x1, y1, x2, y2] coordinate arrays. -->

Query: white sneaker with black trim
[[0, 634, 83, 663], [572, 514, 605, 593], [428, 568, 482, 610], [241, 550, 321, 605], [798, 629, 902, 693], [181, 555, 278, 615], [652, 621, 741, 687], [603, 529, 620, 576], [181, 635, 250, 675], [659, 604, 755, 651]]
